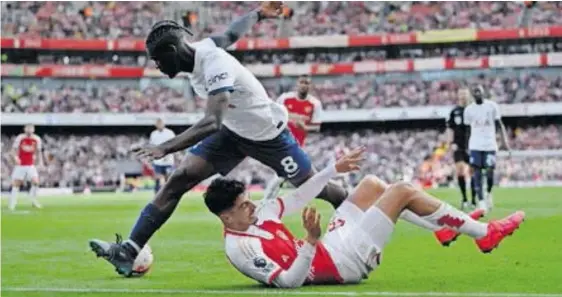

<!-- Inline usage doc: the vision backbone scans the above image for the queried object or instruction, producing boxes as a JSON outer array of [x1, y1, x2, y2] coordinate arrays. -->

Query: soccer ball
[[130, 244, 153, 277]]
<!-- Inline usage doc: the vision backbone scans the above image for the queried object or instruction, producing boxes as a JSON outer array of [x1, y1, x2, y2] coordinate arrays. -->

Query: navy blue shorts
[[469, 150, 496, 169], [153, 164, 173, 176], [189, 127, 312, 183]]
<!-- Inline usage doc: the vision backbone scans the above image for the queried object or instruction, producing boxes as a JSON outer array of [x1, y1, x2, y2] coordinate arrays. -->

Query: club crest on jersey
[[281, 255, 290, 263], [287, 104, 293, 109], [304, 106, 311, 113]]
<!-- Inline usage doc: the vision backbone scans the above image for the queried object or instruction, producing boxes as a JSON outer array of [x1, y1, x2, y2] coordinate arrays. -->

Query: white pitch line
[[2, 287, 562, 297]]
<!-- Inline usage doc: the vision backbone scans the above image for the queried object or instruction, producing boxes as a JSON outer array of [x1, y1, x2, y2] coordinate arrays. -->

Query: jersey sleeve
[[276, 92, 290, 105], [310, 98, 323, 125], [12, 134, 23, 150], [227, 237, 284, 285], [149, 131, 156, 145], [204, 53, 235, 96], [34, 135, 42, 150], [492, 102, 502, 120]]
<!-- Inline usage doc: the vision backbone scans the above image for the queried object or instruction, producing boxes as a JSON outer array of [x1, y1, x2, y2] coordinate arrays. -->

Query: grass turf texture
[[2, 187, 562, 297]]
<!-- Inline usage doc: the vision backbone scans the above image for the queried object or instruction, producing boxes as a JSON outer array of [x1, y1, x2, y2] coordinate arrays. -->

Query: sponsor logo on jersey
[[207, 72, 229, 85]]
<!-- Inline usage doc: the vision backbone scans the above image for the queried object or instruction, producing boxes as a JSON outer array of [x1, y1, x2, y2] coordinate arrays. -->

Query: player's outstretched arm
[[160, 91, 229, 155], [210, 2, 283, 49], [133, 91, 229, 160], [280, 147, 364, 217]]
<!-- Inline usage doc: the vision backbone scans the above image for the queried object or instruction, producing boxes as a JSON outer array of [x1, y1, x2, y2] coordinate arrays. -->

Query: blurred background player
[[464, 85, 511, 213], [9, 124, 44, 211], [264, 75, 322, 200], [445, 88, 475, 210], [149, 118, 176, 193]]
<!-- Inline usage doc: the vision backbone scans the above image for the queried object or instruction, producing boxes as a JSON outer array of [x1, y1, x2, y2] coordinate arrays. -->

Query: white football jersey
[[463, 99, 501, 151], [186, 38, 288, 141], [150, 128, 176, 165]]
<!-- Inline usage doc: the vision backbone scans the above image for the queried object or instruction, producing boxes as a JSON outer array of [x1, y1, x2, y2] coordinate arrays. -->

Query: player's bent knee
[[386, 181, 417, 201], [360, 175, 388, 194]]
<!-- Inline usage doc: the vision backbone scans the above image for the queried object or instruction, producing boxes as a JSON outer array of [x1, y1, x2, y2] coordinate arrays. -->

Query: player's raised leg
[[365, 181, 524, 253], [344, 175, 483, 247]]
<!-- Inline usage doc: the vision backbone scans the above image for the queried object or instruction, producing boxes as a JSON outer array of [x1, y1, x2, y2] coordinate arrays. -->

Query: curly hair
[[204, 178, 246, 215]]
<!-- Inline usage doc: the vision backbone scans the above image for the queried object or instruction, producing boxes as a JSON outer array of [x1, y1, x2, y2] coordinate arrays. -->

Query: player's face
[[225, 192, 258, 227], [458, 89, 470, 106], [297, 77, 311, 96], [155, 120, 164, 130], [24, 125, 34, 134]]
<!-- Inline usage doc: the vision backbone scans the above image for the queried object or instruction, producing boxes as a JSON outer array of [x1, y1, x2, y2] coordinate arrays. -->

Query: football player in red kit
[[9, 124, 45, 211], [204, 148, 525, 288], [264, 75, 322, 200], [277, 75, 322, 147]]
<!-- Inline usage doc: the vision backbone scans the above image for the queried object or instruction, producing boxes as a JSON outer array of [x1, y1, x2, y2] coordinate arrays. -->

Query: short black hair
[[204, 178, 246, 216]]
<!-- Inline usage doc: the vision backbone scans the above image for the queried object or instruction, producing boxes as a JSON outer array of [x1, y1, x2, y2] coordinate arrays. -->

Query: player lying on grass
[[204, 148, 525, 288]]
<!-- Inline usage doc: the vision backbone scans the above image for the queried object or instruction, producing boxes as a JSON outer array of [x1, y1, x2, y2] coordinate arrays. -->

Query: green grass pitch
[[2, 187, 562, 297]]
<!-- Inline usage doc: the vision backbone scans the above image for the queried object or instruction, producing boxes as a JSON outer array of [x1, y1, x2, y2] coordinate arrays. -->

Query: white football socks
[[400, 210, 441, 231], [9, 187, 19, 211], [30, 185, 41, 208], [422, 203, 487, 239]]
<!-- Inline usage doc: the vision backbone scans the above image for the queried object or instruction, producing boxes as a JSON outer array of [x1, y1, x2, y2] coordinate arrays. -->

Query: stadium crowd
[[2, 2, 561, 39], [2, 125, 561, 189], [2, 73, 560, 113]]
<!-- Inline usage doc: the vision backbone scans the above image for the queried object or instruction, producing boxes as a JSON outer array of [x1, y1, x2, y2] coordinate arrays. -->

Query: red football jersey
[[224, 198, 342, 286], [278, 92, 322, 146], [13, 134, 42, 166]]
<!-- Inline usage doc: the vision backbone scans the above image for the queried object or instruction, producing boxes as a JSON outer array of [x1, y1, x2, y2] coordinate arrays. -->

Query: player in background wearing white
[[9, 124, 45, 211], [264, 75, 322, 200], [463, 86, 511, 213], [149, 118, 176, 193], [204, 148, 524, 288]]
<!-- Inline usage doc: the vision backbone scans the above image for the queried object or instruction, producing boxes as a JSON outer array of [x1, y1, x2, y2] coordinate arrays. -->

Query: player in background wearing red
[[204, 148, 524, 288], [9, 124, 45, 211], [264, 75, 322, 200]]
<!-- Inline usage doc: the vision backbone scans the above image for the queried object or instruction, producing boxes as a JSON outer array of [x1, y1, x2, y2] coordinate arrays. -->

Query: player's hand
[[131, 145, 166, 161], [450, 143, 458, 152], [302, 207, 321, 245], [335, 147, 365, 173], [259, 1, 284, 18]]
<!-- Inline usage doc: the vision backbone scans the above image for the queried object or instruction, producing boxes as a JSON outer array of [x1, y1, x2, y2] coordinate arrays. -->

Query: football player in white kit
[[149, 118, 176, 193], [89, 2, 349, 277], [204, 148, 524, 288], [463, 85, 511, 213]]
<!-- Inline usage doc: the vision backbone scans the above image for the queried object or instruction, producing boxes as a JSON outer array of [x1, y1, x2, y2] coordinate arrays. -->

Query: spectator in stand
[[2, 125, 561, 189], [2, 2, 561, 39], [3, 73, 560, 113]]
